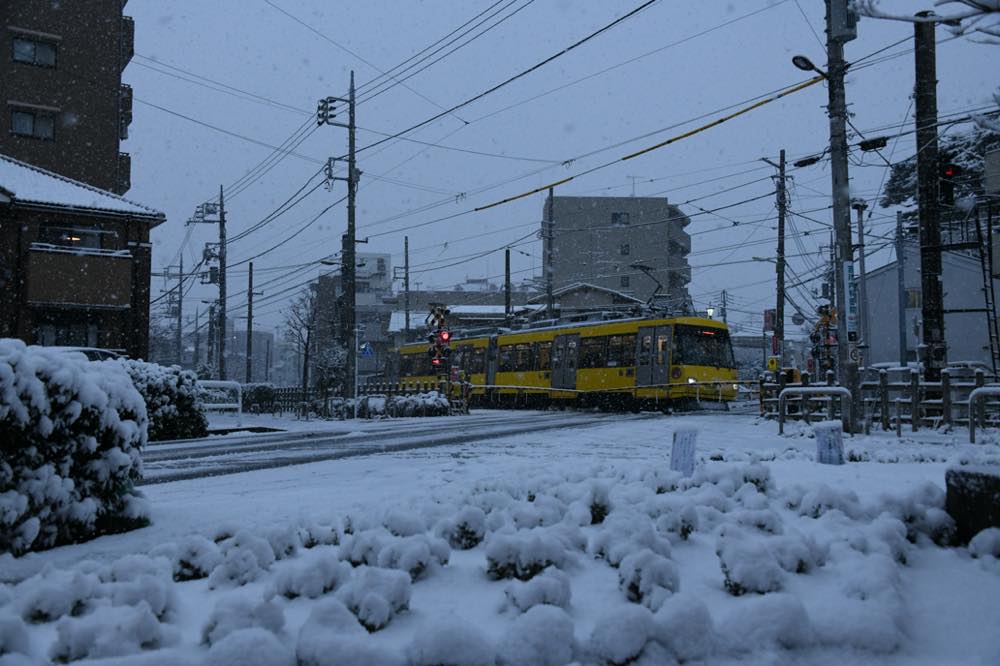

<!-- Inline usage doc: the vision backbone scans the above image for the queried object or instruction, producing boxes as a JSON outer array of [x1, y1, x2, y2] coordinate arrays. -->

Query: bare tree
[[284, 288, 318, 392]]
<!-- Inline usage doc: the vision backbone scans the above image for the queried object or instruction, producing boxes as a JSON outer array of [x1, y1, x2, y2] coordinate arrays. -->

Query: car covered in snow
[[39, 346, 124, 361]]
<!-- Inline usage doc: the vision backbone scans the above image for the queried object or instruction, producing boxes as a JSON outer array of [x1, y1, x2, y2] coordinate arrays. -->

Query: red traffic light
[[431, 357, 442, 366], [940, 163, 961, 179], [439, 330, 451, 342]]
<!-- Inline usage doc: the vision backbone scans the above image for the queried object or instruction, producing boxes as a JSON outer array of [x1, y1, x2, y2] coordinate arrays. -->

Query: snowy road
[[142, 410, 656, 483]]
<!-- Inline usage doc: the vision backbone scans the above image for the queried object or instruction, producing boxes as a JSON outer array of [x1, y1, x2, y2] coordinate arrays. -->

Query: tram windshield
[[672, 325, 735, 368]]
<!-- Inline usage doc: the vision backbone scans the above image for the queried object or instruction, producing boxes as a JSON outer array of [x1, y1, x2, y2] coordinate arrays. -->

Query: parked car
[[41, 346, 124, 361]]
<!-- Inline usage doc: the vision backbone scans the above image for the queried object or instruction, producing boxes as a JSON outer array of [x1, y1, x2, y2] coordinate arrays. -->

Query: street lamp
[[706, 305, 715, 319], [792, 54, 826, 77]]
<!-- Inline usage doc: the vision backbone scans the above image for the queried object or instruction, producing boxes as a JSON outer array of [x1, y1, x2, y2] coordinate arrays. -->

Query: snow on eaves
[[0, 153, 164, 221]]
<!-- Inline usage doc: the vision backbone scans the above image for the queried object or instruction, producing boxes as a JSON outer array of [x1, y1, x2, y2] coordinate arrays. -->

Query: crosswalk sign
[[359, 342, 374, 358]]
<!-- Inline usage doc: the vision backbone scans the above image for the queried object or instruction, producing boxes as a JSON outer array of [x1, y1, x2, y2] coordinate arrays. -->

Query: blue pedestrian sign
[[359, 342, 374, 358]]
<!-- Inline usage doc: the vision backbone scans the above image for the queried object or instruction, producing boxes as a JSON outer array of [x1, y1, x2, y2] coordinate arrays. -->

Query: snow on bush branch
[[0, 340, 150, 556]]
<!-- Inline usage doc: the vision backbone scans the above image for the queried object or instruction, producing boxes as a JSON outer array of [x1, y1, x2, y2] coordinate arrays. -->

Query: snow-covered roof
[[527, 282, 644, 304], [388, 305, 537, 332], [0, 153, 164, 221]]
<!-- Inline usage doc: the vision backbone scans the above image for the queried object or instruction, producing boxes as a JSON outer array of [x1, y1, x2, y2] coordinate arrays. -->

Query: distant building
[[0, 154, 164, 357], [543, 195, 691, 313], [0, 0, 135, 193], [862, 242, 999, 369], [229, 330, 276, 383]]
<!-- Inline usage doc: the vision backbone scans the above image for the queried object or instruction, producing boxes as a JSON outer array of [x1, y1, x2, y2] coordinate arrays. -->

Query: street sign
[[670, 428, 697, 477], [848, 345, 860, 364], [359, 342, 374, 358], [843, 261, 858, 338], [792, 312, 805, 326], [763, 308, 776, 332], [814, 421, 845, 465]]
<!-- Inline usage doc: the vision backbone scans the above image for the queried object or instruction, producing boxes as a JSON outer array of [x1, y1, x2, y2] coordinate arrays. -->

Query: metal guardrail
[[969, 386, 1000, 443], [197, 380, 242, 426], [778, 386, 852, 435]]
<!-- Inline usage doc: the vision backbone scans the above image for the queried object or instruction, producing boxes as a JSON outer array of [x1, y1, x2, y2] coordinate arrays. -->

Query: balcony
[[119, 84, 133, 140], [26, 244, 133, 310], [120, 16, 134, 71], [116, 152, 131, 194]]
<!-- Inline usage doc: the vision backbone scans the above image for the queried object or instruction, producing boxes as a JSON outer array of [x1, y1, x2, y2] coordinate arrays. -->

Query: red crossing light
[[439, 330, 451, 342]]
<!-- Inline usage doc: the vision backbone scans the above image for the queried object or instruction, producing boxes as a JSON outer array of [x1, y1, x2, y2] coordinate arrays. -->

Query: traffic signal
[[939, 162, 961, 206], [316, 97, 337, 126]]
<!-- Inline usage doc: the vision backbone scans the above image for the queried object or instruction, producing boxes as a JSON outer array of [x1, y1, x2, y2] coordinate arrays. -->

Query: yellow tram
[[391, 315, 738, 409]]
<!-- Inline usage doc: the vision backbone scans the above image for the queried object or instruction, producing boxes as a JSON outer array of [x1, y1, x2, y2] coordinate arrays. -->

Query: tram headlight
[[687, 378, 696, 384], [732, 383, 739, 390]]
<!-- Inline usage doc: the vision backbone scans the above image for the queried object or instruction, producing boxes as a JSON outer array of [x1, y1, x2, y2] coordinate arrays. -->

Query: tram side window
[[499, 345, 515, 372], [607, 334, 636, 366], [470, 348, 485, 374], [534, 341, 552, 370], [400, 355, 413, 376], [579, 336, 608, 369]]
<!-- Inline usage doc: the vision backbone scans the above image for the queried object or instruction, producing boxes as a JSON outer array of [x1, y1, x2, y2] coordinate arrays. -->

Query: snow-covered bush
[[208, 530, 277, 589], [241, 383, 276, 413], [14, 569, 100, 623], [587, 604, 656, 665], [591, 512, 672, 567], [376, 534, 450, 580], [503, 568, 571, 612], [619, 549, 679, 611], [0, 614, 30, 658], [436, 506, 487, 550], [49, 601, 166, 663], [120, 359, 207, 441], [347, 391, 450, 419], [298, 523, 339, 549], [496, 604, 576, 666], [407, 616, 495, 666], [568, 482, 611, 525], [382, 508, 426, 537], [170, 535, 223, 581], [485, 526, 578, 581], [654, 504, 699, 541], [274, 551, 351, 599], [652, 593, 715, 662], [969, 527, 1000, 558], [264, 525, 301, 560], [336, 566, 411, 631], [206, 627, 294, 666], [0, 341, 149, 555], [296, 599, 404, 666], [716, 535, 784, 596], [201, 594, 284, 646], [716, 594, 813, 653]]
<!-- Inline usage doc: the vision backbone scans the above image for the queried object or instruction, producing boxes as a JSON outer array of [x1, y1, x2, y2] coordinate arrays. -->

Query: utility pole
[[207, 303, 216, 371], [796, 0, 858, 427], [245, 262, 263, 384], [763, 149, 787, 365], [897, 211, 908, 366], [720, 289, 728, 324], [193, 308, 201, 368], [545, 188, 556, 319], [318, 72, 359, 398], [914, 11, 946, 381], [852, 199, 871, 359], [218, 186, 227, 381], [265, 337, 272, 382], [505, 246, 512, 325], [173, 257, 184, 366], [405, 236, 411, 339]]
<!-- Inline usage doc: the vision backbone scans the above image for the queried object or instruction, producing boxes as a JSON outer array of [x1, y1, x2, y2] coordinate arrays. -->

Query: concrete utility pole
[[763, 150, 787, 365], [265, 337, 271, 382], [318, 72, 359, 398], [852, 199, 871, 358], [404, 236, 411, 339], [193, 307, 200, 368], [218, 186, 227, 381], [897, 211, 909, 367], [546, 188, 556, 319], [174, 256, 184, 366], [245, 262, 262, 384], [914, 11, 946, 381], [207, 303, 216, 370], [720, 289, 728, 324], [793, 0, 858, 427], [505, 246, 512, 325]]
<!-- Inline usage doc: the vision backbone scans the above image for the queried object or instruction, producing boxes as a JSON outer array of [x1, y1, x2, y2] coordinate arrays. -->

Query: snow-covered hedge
[[339, 391, 451, 419], [120, 359, 207, 441], [0, 340, 150, 556]]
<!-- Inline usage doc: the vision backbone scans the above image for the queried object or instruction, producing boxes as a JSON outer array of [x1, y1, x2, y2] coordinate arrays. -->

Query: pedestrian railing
[[778, 386, 852, 435], [197, 380, 242, 426]]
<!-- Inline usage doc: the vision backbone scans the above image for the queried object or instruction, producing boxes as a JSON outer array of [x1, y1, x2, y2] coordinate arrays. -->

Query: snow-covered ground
[[3, 412, 1000, 665]]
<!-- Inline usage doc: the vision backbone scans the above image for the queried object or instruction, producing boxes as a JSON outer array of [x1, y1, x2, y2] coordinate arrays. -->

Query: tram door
[[485, 337, 499, 400], [551, 334, 580, 390], [635, 326, 672, 387]]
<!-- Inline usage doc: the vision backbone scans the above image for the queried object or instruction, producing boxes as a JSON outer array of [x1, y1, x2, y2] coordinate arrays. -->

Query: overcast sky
[[124, 0, 997, 335]]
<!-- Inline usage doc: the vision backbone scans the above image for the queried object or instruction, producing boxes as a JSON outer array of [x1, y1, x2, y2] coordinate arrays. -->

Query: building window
[[377, 258, 386, 273], [620, 243, 630, 256], [906, 288, 921, 308], [38, 226, 104, 249], [10, 108, 54, 140], [12, 37, 57, 67], [621, 276, 630, 288], [612, 212, 630, 227]]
